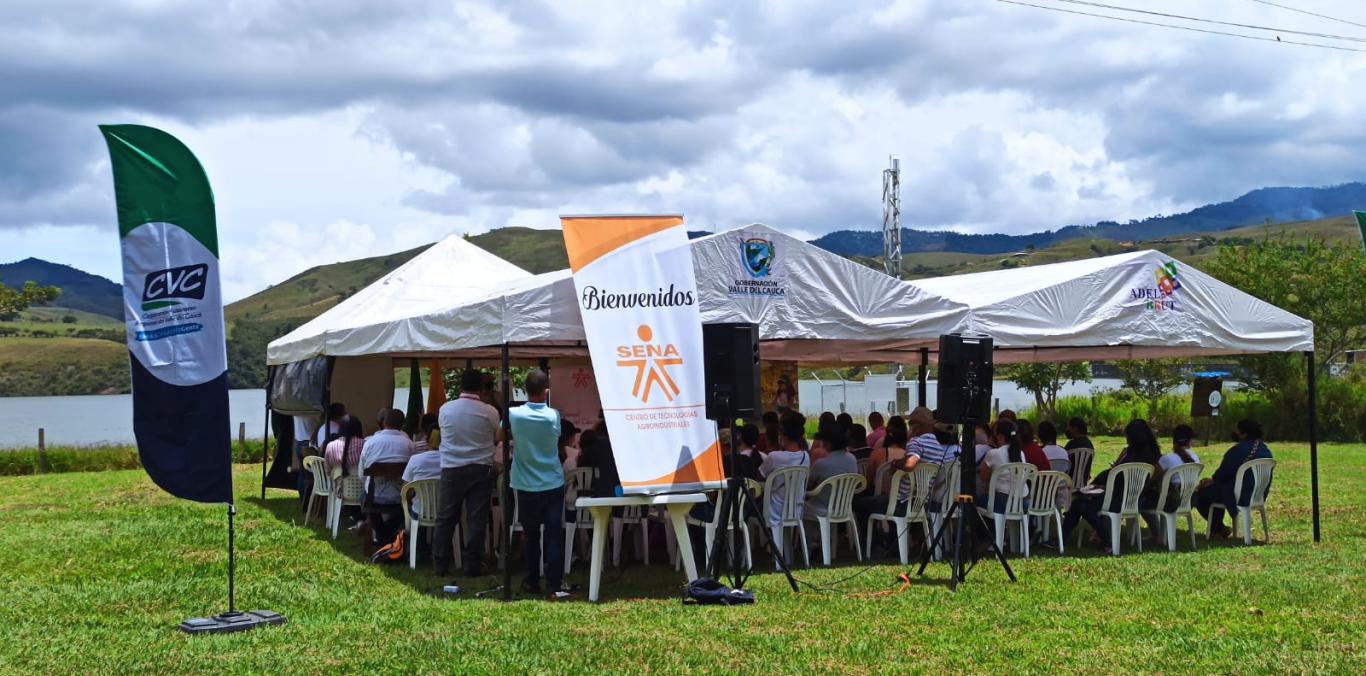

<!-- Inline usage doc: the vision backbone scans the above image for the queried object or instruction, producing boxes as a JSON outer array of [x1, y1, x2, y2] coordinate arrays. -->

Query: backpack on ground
[[368, 529, 406, 565]]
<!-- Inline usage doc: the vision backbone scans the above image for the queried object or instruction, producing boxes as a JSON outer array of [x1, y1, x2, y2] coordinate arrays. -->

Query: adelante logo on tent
[[1128, 260, 1182, 312], [615, 324, 683, 404]]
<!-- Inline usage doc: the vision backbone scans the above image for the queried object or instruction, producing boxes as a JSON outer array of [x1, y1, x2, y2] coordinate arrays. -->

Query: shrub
[[0, 439, 272, 476]]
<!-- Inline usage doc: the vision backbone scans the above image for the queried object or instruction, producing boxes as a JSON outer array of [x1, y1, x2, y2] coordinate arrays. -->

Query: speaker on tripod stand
[[700, 323, 797, 592]]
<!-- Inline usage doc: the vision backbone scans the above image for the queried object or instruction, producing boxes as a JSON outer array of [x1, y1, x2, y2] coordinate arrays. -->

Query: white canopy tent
[[266, 224, 971, 365], [907, 249, 1314, 363]]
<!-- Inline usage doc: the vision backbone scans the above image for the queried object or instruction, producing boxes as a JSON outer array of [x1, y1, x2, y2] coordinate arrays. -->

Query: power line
[[1049, 0, 1366, 43], [1246, 0, 1366, 31], [995, 0, 1366, 53]]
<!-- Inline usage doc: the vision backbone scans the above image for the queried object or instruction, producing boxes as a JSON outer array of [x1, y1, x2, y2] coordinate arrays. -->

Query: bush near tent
[[0, 440, 269, 476]]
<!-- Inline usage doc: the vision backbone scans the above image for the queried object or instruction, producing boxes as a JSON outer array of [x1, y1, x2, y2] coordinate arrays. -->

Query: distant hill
[[0, 257, 123, 319], [812, 182, 1366, 256]]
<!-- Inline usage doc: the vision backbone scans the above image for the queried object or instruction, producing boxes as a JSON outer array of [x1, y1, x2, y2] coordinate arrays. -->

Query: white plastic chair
[[1141, 463, 1203, 552], [1206, 458, 1276, 545], [978, 462, 1035, 556], [1087, 462, 1153, 556], [1067, 448, 1095, 493], [331, 472, 365, 540], [1026, 471, 1071, 556], [611, 504, 650, 566], [400, 479, 442, 569], [763, 465, 811, 569], [562, 467, 596, 574], [856, 457, 871, 478], [872, 460, 895, 496], [301, 456, 333, 527], [866, 463, 935, 564], [929, 459, 961, 561], [804, 473, 867, 566]]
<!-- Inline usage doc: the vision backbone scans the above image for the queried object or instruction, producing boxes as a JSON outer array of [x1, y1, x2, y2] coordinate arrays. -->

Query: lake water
[[0, 379, 1156, 448], [0, 389, 418, 449]]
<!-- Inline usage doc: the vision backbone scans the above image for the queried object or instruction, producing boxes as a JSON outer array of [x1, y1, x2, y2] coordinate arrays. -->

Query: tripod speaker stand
[[914, 333, 1017, 591]]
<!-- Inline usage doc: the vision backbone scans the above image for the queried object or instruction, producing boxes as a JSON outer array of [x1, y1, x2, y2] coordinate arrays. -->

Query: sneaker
[[547, 590, 571, 601]]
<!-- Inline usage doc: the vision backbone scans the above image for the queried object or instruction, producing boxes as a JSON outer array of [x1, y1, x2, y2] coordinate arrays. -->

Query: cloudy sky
[[4, 0, 1366, 301]]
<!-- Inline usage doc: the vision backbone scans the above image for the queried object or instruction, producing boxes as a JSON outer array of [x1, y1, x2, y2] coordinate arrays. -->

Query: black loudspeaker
[[1192, 375, 1224, 417], [936, 334, 993, 424], [703, 322, 760, 421]]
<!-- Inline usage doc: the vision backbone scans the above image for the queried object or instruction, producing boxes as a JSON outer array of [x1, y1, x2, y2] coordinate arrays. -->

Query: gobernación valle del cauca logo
[[742, 238, 774, 278], [1129, 261, 1182, 312]]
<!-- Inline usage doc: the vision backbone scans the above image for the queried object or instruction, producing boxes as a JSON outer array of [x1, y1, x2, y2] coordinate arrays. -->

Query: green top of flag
[[99, 124, 218, 257]]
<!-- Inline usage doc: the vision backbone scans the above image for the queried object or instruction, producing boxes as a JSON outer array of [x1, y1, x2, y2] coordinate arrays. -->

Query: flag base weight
[[179, 610, 286, 635]]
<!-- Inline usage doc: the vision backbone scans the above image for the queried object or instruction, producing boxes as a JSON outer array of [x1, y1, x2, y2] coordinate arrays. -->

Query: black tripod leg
[[950, 502, 968, 591], [966, 508, 1017, 583], [916, 502, 955, 576], [705, 480, 738, 581]]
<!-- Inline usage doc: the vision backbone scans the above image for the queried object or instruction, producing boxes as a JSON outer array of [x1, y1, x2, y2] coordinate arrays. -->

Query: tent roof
[[267, 224, 971, 365], [266, 234, 534, 364], [907, 249, 1314, 362]]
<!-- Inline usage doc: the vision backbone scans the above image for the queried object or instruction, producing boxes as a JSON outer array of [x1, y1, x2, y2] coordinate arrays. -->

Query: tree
[[999, 362, 1091, 420], [1205, 235, 1366, 375], [0, 281, 61, 320], [1113, 359, 1185, 420]]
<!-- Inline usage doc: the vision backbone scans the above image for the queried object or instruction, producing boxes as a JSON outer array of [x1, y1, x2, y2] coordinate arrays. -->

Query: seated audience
[[1061, 419, 1161, 553], [360, 409, 416, 542], [324, 415, 365, 476], [928, 423, 962, 511], [974, 424, 993, 465], [582, 421, 621, 498], [835, 412, 853, 435], [806, 427, 858, 517], [866, 411, 887, 451], [781, 410, 810, 450], [848, 423, 871, 460], [852, 423, 919, 547], [978, 419, 1029, 514], [1065, 417, 1093, 451], [558, 420, 581, 471], [1016, 419, 1050, 472], [818, 411, 837, 431], [758, 415, 811, 526], [1195, 419, 1272, 538], [1140, 423, 1200, 541], [316, 402, 347, 448], [733, 423, 766, 482], [411, 413, 439, 453], [997, 409, 1018, 422], [758, 411, 781, 454], [874, 415, 907, 453], [401, 434, 442, 514], [1038, 421, 1070, 474]]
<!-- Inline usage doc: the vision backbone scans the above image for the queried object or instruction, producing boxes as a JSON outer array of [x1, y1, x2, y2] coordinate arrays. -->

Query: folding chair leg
[[1109, 515, 1121, 556], [410, 522, 420, 569], [1242, 511, 1253, 545], [1186, 513, 1197, 550], [564, 522, 577, 575], [1054, 512, 1065, 555], [850, 522, 863, 562], [1260, 507, 1269, 542], [611, 519, 623, 567], [770, 525, 784, 571], [641, 522, 650, 566], [818, 519, 833, 566], [896, 519, 909, 565], [798, 524, 811, 568], [1165, 516, 1176, 553], [865, 521, 875, 559]]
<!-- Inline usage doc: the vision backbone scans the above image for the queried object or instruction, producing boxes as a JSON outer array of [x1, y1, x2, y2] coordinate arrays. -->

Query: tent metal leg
[[261, 365, 275, 500], [501, 344, 513, 600], [1306, 351, 1321, 543], [917, 347, 929, 408]]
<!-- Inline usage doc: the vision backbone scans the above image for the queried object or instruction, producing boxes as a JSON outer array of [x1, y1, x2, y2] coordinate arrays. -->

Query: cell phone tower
[[882, 156, 901, 278]]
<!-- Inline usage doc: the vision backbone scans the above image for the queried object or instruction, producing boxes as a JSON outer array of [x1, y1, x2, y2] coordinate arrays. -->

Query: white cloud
[[2, 0, 1365, 299]]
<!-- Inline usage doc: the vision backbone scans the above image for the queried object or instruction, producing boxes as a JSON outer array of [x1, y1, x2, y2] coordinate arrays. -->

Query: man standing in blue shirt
[[509, 369, 568, 600]]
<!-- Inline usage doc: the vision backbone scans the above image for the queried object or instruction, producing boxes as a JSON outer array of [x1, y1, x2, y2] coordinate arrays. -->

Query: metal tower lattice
[[882, 156, 901, 278]]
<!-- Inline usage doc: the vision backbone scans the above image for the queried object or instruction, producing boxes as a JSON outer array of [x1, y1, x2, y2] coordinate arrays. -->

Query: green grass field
[[1, 440, 1362, 673], [0, 337, 129, 396]]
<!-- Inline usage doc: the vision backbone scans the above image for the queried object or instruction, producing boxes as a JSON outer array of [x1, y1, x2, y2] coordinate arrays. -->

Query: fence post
[[238, 422, 246, 461], [37, 428, 50, 474], [992, 397, 999, 419]]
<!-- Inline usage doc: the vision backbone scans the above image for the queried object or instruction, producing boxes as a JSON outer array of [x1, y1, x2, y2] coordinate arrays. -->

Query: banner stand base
[[179, 610, 286, 635]]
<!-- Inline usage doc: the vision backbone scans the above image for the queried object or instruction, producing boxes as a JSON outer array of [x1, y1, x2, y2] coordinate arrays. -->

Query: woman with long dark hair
[[1060, 419, 1162, 553], [324, 414, 365, 476], [1195, 419, 1273, 538], [977, 419, 1029, 513]]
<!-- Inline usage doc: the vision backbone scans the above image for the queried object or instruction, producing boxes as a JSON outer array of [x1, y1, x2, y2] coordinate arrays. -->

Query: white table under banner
[[575, 493, 709, 602]]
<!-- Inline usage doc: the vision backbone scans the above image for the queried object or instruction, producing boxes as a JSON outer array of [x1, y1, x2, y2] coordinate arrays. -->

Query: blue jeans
[[517, 486, 566, 593]]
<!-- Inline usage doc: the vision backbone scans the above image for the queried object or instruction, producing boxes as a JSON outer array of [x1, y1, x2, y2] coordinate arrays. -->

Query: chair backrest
[[856, 457, 871, 477], [986, 463, 1035, 516], [809, 473, 866, 521], [401, 479, 442, 523], [303, 456, 333, 496], [935, 459, 962, 516], [1027, 471, 1071, 515], [1067, 448, 1095, 488], [765, 465, 810, 524], [1236, 458, 1276, 508], [565, 467, 595, 503], [873, 461, 895, 496], [1103, 462, 1153, 516], [1154, 463, 1203, 514], [897, 462, 937, 518], [336, 475, 365, 504]]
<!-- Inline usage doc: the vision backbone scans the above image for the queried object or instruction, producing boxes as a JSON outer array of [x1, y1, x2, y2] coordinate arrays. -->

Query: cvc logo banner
[[142, 263, 209, 309], [561, 215, 723, 494]]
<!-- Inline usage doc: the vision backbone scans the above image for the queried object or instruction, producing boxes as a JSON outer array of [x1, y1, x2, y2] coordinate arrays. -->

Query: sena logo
[[142, 263, 208, 303], [615, 324, 683, 404]]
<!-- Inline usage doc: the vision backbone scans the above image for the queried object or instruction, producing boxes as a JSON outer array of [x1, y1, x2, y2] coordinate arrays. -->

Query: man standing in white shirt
[[432, 369, 503, 578], [360, 408, 415, 543], [314, 402, 347, 448]]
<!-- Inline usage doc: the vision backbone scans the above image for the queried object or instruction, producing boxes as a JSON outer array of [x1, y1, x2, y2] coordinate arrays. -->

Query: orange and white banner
[[561, 215, 722, 494]]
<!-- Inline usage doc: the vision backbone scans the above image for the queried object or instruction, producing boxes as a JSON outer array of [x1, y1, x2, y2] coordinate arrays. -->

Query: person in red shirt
[[1016, 419, 1051, 472]]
